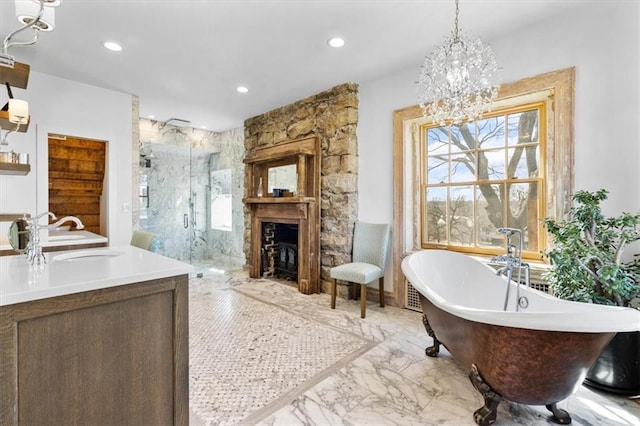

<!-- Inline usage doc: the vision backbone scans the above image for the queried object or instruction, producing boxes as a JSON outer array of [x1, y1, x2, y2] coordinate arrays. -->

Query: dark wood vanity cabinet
[[0, 275, 189, 425]]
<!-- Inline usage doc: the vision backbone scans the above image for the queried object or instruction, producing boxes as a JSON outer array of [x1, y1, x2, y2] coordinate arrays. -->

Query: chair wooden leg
[[331, 278, 337, 309], [360, 284, 367, 318], [348, 281, 358, 300], [379, 276, 385, 307]]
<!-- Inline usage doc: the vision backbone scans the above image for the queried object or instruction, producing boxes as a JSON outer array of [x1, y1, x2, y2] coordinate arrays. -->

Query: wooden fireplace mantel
[[244, 196, 316, 204], [243, 136, 321, 294]]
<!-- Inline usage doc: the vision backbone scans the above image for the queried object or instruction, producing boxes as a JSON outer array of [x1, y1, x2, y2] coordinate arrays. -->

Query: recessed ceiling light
[[148, 114, 155, 119], [201, 125, 207, 129], [327, 37, 345, 48], [237, 86, 249, 94], [103, 41, 122, 52]]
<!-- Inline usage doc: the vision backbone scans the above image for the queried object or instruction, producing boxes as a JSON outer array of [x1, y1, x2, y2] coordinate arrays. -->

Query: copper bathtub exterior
[[419, 294, 613, 405], [402, 249, 640, 425]]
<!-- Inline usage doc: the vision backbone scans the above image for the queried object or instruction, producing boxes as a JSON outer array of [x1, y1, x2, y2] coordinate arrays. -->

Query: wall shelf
[[0, 61, 30, 89], [0, 162, 30, 175]]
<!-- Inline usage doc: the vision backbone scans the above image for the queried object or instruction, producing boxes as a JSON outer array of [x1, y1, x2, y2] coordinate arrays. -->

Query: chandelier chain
[[453, 0, 460, 41]]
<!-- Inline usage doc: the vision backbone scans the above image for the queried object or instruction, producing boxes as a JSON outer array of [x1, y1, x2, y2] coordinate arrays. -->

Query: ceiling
[[0, 0, 587, 132]]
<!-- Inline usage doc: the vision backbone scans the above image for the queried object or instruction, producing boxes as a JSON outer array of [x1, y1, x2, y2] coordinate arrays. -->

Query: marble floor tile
[[189, 286, 371, 425], [188, 267, 640, 426]]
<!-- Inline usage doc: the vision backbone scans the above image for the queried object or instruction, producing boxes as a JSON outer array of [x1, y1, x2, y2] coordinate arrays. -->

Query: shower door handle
[[183, 213, 189, 228]]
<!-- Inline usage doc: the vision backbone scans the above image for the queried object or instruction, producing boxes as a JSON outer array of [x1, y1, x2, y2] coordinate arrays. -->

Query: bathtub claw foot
[[422, 314, 441, 357], [425, 344, 440, 357], [545, 403, 572, 424], [473, 404, 498, 426], [469, 364, 502, 426]]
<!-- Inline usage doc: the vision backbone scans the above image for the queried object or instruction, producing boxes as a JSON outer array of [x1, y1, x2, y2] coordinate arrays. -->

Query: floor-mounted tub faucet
[[490, 227, 531, 311]]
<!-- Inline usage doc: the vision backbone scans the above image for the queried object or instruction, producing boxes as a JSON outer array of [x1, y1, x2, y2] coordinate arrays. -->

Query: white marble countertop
[[0, 245, 193, 306], [0, 228, 108, 252]]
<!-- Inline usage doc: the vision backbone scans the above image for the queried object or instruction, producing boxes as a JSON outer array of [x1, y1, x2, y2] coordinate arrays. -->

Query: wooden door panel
[[48, 136, 106, 236]]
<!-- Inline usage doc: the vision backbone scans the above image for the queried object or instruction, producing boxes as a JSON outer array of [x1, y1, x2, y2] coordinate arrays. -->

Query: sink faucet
[[48, 215, 85, 230], [24, 212, 57, 265]]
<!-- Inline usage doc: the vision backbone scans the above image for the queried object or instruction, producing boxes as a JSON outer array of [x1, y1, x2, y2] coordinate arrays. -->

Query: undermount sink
[[48, 234, 86, 241], [53, 249, 124, 262]]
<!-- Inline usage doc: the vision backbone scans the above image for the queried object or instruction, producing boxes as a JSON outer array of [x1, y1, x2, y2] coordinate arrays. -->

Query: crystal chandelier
[[416, 0, 500, 126]]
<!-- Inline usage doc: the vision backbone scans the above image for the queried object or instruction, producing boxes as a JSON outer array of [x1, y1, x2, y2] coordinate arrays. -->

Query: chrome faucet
[[490, 227, 531, 311], [48, 215, 85, 230], [24, 212, 57, 265]]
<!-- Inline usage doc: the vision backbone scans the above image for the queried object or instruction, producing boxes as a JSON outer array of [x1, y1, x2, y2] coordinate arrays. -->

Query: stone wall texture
[[243, 82, 359, 291]]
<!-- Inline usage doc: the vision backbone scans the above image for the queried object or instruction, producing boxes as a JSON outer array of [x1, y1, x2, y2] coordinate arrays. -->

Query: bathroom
[[0, 1, 639, 425]]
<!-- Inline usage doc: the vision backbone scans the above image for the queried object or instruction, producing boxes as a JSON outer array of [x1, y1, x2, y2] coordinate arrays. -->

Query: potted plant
[[543, 189, 640, 396]]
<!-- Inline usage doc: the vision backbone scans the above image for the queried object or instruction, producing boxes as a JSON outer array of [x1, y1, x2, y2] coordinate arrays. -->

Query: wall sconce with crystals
[[1, 0, 61, 68], [416, 0, 500, 126]]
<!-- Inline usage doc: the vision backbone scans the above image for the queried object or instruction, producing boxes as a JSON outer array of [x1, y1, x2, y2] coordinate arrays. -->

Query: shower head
[[165, 117, 191, 126], [159, 117, 192, 130]]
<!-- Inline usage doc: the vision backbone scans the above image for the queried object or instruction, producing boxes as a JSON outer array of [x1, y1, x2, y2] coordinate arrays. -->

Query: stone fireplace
[[244, 83, 359, 295], [243, 136, 320, 294]]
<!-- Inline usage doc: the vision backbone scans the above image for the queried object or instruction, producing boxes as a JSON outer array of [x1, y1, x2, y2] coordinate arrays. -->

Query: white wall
[[357, 1, 640, 290], [0, 71, 133, 245]]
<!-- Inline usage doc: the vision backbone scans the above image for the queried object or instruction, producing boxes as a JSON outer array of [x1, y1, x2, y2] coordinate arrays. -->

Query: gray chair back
[[130, 230, 156, 251], [352, 222, 391, 269]]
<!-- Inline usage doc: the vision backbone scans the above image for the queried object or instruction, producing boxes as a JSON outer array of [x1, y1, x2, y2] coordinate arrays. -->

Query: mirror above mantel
[[243, 136, 320, 202], [267, 163, 296, 195]]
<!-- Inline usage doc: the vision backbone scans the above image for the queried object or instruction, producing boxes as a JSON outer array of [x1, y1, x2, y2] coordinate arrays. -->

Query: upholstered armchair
[[130, 230, 156, 251], [330, 222, 391, 318]]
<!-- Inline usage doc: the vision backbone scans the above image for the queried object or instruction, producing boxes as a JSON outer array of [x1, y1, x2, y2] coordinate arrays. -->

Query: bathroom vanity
[[0, 246, 192, 425]]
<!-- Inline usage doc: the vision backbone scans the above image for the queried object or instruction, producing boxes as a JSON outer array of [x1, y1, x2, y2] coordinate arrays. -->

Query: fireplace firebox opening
[[261, 222, 299, 281]]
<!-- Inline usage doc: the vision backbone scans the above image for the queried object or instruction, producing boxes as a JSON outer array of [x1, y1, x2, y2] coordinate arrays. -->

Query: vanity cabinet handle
[[183, 213, 189, 229]]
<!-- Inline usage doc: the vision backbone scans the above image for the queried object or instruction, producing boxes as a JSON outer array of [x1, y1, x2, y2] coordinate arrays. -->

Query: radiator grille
[[405, 280, 422, 312], [530, 281, 550, 293]]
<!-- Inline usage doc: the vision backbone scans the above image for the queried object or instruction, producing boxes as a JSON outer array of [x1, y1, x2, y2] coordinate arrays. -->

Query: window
[[392, 67, 574, 307], [421, 103, 545, 258], [211, 169, 232, 231]]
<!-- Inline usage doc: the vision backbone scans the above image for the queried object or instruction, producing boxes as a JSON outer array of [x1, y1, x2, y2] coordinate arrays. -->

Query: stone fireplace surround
[[243, 83, 359, 297]]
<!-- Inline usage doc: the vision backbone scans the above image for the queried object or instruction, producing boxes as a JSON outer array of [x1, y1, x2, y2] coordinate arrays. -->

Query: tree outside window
[[421, 102, 545, 258]]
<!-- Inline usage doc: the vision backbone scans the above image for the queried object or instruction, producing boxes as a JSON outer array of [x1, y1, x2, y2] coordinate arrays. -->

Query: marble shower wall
[[208, 127, 246, 264], [137, 119, 245, 264]]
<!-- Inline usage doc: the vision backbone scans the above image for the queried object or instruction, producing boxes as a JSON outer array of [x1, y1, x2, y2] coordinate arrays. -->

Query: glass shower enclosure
[[138, 124, 217, 272]]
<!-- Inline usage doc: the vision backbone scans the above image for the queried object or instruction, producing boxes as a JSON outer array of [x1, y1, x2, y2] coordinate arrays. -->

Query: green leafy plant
[[543, 189, 640, 307]]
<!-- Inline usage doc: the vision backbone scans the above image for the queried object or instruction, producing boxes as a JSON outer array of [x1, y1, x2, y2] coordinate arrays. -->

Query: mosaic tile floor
[[188, 266, 640, 426]]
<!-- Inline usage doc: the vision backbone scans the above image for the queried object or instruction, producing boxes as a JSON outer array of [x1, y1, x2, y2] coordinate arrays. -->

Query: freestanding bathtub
[[401, 249, 640, 425]]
